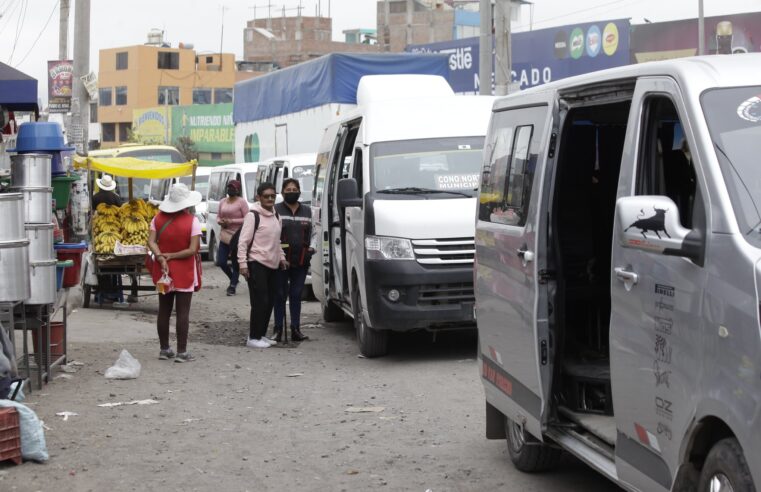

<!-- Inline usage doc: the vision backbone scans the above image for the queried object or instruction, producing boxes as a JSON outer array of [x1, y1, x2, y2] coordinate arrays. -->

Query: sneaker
[[261, 336, 278, 346], [174, 352, 195, 363], [226, 285, 236, 296], [159, 348, 176, 360], [246, 338, 271, 349]]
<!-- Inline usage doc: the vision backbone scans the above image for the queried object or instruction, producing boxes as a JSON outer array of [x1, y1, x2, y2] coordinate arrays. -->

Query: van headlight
[[365, 235, 414, 260]]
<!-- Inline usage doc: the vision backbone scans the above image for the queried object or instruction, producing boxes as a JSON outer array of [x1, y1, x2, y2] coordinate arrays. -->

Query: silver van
[[475, 55, 760, 491]]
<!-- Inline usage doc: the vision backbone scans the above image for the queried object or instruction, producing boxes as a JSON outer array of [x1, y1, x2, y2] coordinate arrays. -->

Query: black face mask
[[227, 187, 238, 197], [283, 192, 300, 204]]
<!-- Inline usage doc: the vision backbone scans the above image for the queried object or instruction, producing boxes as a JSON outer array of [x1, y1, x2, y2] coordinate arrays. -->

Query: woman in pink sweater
[[238, 182, 287, 349], [216, 180, 249, 295]]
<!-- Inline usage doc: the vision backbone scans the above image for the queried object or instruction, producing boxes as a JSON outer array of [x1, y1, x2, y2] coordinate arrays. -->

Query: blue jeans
[[273, 266, 308, 330], [216, 241, 240, 287]]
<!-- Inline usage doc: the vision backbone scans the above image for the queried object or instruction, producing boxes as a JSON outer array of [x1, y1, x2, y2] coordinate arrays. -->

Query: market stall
[[73, 155, 197, 308]]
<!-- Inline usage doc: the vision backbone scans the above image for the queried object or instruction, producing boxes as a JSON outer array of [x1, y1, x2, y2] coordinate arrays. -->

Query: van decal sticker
[[654, 284, 674, 297], [634, 423, 661, 453], [625, 207, 671, 240], [488, 346, 503, 365], [482, 355, 541, 418], [653, 360, 671, 388], [737, 94, 761, 123], [655, 396, 674, 420], [617, 431, 672, 489]]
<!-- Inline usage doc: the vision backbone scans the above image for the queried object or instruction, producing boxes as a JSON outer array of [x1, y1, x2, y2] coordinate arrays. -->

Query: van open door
[[476, 91, 558, 442]]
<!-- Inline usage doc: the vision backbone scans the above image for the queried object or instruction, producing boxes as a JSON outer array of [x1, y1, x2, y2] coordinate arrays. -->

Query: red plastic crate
[[0, 408, 21, 465]]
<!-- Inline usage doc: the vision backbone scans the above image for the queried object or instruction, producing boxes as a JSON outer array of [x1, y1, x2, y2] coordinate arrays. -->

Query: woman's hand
[[240, 266, 250, 279], [218, 218, 227, 227], [280, 259, 289, 270], [158, 255, 169, 272]]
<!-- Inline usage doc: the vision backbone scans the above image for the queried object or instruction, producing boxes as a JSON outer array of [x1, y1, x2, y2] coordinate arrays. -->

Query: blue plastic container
[[56, 260, 74, 290], [8, 122, 75, 153], [54, 241, 87, 250]]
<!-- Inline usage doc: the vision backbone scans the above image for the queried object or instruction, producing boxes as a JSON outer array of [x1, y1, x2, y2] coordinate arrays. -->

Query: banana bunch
[[95, 231, 121, 254], [92, 213, 121, 236], [122, 213, 150, 246], [96, 203, 120, 217]]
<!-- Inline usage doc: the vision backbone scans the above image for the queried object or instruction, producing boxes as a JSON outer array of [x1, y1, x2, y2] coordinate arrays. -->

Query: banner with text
[[132, 107, 171, 145], [171, 103, 234, 153], [47, 60, 73, 113]]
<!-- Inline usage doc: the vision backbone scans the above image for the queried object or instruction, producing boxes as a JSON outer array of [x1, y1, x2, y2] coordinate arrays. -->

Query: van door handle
[[614, 267, 639, 291], [516, 247, 534, 263]]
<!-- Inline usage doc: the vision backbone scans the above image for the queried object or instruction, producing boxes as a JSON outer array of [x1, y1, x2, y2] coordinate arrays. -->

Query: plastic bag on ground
[[0, 400, 49, 462], [104, 349, 141, 380]]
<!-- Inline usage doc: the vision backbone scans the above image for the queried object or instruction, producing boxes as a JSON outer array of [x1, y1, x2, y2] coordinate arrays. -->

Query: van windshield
[[702, 86, 761, 243], [291, 165, 314, 203], [370, 137, 484, 197], [245, 172, 258, 202], [179, 175, 209, 200]]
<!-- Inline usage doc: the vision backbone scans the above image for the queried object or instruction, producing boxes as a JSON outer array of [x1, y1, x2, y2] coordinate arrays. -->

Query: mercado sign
[[47, 60, 73, 113], [132, 107, 170, 145], [171, 103, 234, 153], [407, 19, 630, 94]]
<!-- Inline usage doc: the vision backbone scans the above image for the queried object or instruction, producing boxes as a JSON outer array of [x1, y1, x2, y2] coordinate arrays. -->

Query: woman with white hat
[[92, 174, 123, 209], [147, 183, 204, 363]]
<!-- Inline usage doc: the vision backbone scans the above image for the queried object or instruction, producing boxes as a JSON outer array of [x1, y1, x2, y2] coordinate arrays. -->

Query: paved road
[[5, 266, 621, 491]]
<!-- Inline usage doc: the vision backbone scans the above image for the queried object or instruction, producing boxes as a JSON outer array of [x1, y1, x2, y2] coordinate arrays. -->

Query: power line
[[15, 0, 59, 67], [0, 0, 20, 36], [8, 0, 29, 65], [513, 0, 636, 30]]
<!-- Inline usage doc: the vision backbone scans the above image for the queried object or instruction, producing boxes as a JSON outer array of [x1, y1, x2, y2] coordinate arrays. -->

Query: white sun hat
[[159, 182, 202, 213], [96, 174, 117, 191]]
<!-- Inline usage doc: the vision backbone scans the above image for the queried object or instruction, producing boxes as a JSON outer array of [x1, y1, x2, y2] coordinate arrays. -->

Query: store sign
[[407, 19, 630, 94], [81, 72, 98, 101], [132, 107, 170, 145], [171, 103, 234, 153], [47, 60, 73, 113]]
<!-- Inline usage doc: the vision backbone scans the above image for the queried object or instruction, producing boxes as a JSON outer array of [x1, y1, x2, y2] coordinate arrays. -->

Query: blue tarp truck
[[233, 53, 449, 163]]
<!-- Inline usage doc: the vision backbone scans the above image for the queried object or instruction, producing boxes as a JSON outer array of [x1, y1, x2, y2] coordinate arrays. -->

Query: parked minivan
[[206, 163, 262, 262], [313, 74, 495, 357], [475, 55, 760, 491], [256, 153, 317, 205]]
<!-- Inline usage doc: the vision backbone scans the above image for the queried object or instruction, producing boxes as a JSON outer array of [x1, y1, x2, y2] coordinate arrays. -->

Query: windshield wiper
[[715, 144, 761, 235], [376, 187, 474, 198]]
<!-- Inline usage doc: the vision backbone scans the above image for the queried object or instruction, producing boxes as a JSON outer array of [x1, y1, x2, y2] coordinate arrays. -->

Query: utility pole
[[72, 0, 90, 154], [383, 0, 390, 52], [406, 0, 414, 47], [494, 0, 512, 96], [698, 0, 705, 55], [59, 0, 70, 60], [478, 0, 492, 95]]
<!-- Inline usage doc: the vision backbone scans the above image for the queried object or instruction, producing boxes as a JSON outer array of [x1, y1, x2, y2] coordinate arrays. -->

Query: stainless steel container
[[0, 193, 25, 241], [25, 223, 54, 262], [0, 239, 30, 302], [12, 187, 53, 224], [10, 153, 52, 188], [27, 259, 57, 305]]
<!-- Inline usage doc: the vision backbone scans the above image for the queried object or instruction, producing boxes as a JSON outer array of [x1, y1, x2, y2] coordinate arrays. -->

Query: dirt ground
[[2, 266, 620, 492]]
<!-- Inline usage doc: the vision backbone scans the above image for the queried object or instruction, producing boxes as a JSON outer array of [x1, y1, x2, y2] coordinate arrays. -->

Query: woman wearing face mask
[[272, 178, 314, 342], [216, 180, 249, 295]]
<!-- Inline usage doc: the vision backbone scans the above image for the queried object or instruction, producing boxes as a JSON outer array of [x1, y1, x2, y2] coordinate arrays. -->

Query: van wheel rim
[[709, 474, 734, 492], [508, 420, 525, 451]]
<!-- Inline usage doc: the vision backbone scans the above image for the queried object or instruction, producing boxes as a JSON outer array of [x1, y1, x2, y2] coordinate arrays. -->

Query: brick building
[[243, 15, 378, 69]]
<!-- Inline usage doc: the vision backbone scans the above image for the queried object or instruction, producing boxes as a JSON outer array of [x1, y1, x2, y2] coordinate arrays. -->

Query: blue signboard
[[407, 19, 630, 94]]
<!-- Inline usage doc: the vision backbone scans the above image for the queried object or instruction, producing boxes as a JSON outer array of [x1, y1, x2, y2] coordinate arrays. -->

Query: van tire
[[353, 287, 388, 358], [698, 438, 755, 492], [208, 234, 217, 264], [322, 300, 344, 322], [506, 418, 561, 473]]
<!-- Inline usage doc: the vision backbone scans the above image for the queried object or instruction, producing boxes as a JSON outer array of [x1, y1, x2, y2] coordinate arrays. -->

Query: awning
[[0, 62, 38, 112], [74, 156, 197, 179]]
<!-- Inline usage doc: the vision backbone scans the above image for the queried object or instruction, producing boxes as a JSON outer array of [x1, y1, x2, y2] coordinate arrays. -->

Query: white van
[[206, 163, 262, 263], [312, 74, 495, 357], [256, 153, 317, 205], [475, 55, 761, 491]]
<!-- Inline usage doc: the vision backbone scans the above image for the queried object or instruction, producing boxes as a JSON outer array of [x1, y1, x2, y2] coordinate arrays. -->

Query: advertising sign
[[171, 103, 234, 153], [47, 60, 73, 113], [407, 19, 630, 94], [631, 12, 761, 63], [132, 107, 170, 145]]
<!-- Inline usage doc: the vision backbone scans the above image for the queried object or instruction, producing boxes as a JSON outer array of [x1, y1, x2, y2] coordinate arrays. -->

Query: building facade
[[243, 15, 378, 69], [98, 42, 239, 148]]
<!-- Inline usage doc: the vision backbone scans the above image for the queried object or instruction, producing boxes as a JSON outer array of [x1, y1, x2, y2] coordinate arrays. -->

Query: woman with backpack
[[237, 182, 288, 349], [215, 180, 248, 296]]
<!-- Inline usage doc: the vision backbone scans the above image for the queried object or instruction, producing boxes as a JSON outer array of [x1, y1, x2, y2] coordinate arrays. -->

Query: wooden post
[[128, 177, 133, 201], [191, 162, 198, 191]]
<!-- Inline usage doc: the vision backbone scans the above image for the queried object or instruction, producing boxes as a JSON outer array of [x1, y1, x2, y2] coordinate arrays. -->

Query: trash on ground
[[344, 406, 385, 413], [60, 364, 79, 373], [0, 400, 48, 462], [97, 399, 159, 408], [104, 349, 141, 380], [56, 411, 78, 421], [286, 373, 303, 377], [346, 469, 360, 475], [68, 361, 85, 366], [54, 374, 73, 380]]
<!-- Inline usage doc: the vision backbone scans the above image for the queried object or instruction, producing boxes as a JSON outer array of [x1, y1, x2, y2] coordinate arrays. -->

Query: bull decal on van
[[625, 207, 671, 239]]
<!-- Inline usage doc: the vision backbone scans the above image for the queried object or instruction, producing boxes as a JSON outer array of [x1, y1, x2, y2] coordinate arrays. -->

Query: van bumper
[[364, 259, 475, 331]]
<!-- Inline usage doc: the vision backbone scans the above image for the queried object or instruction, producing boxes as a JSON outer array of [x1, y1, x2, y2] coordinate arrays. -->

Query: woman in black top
[[272, 178, 313, 342]]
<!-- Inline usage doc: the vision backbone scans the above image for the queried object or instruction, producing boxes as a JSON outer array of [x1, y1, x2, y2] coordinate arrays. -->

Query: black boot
[[291, 327, 308, 341], [272, 328, 283, 343]]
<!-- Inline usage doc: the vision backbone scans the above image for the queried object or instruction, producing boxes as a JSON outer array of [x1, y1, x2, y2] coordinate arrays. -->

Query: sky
[[1, 0, 759, 106]]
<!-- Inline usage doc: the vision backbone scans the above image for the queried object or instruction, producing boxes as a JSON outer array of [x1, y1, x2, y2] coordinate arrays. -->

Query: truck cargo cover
[[233, 53, 449, 124]]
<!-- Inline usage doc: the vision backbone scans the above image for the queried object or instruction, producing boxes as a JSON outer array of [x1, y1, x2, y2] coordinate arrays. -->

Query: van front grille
[[417, 283, 475, 306], [412, 237, 475, 265]]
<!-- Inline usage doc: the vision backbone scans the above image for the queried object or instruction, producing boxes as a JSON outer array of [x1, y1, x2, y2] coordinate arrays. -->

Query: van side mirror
[[616, 195, 703, 263], [337, 178, 363, 208]]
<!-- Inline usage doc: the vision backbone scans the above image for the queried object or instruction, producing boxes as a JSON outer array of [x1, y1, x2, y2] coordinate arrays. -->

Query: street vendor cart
[[73, 155, 197, 308]]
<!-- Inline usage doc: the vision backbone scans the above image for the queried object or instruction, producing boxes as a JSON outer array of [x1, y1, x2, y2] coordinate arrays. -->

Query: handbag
[[219, 228, 234, 245]]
